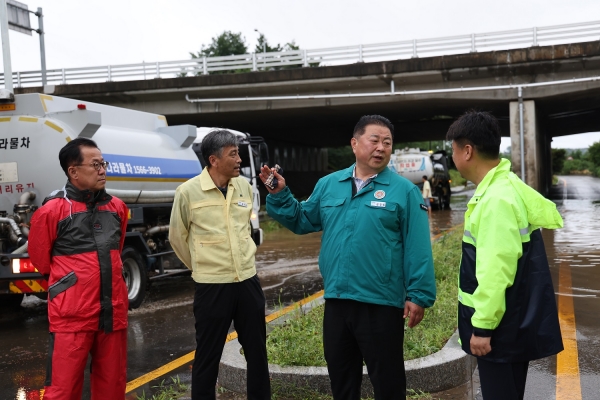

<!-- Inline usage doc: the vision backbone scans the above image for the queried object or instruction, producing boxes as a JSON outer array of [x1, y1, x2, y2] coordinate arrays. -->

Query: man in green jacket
[[261, 115, 436, 399], [447, 111, 563, 400]]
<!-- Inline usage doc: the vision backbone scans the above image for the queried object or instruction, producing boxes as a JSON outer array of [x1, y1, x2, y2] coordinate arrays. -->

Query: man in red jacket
[[29, 137, 129, 399]]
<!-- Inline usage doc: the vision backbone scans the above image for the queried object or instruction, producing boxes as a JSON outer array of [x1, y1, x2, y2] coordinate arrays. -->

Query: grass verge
[[266, 228, 462, 366], [135, 376, 188, 400]]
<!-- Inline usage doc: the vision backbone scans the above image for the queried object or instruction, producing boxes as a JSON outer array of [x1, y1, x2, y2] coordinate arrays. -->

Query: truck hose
[[0, 217, 23, 239], [18, 191, 36, 205], [12, 241, 28, 254]]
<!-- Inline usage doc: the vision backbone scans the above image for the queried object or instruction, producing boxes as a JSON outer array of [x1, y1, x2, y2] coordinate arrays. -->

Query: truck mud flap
[[9, 279, 48, 293], [48, 271, 78, 301]]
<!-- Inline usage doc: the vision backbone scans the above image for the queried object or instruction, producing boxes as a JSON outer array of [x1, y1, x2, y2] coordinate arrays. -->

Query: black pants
[[477, 358, 529, 400], [192, 275, 270, 400], [323, 299, 406, 400]]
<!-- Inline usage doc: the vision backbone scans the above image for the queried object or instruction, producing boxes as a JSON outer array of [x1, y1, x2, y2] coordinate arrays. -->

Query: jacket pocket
[[48, 271, 78, 301], [321, 197, 346, 226], [193, 234, 229, 271]]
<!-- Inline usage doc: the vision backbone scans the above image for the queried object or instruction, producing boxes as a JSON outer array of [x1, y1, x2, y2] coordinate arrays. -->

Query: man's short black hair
[[423, 175, 428, 180], [446, 110, 501, 160], [58, 137, 99, 177], [353, 115, 394, 139], [200, 129, 239, 168]]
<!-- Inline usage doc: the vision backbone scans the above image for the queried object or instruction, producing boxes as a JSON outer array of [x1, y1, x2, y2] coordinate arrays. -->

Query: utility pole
[[35, 7, 45, 85], [0, 0, 13, 90], [254, 29, 266, 69], [1, 1, 47, 89]]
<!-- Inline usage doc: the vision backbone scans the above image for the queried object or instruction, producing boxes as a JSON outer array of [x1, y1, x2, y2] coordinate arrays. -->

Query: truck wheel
[[122, 247, 147, 309], [0, 293, 24, 309]]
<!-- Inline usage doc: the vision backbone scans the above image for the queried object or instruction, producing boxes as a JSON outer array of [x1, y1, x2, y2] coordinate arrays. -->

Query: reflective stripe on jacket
[[458, 159, 564, 362], [266, 164, 436, 309], [169, 168, 257, 283]]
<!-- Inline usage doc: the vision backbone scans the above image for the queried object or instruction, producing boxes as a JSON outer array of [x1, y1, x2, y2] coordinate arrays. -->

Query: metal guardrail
[[4, 20, 600, 88]]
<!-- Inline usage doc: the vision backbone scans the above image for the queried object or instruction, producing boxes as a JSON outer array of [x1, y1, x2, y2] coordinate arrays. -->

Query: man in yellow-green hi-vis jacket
[[447, 111, 563, 400]]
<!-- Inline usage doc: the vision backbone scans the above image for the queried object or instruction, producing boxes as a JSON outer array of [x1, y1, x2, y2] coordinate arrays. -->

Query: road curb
[[218, 295, 476, 396]]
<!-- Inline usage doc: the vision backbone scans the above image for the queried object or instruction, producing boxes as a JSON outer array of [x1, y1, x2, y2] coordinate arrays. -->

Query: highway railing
[[4, 20, 600, 88]]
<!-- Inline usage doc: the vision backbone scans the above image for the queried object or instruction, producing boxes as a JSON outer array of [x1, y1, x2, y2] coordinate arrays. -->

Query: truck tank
[[387, 148, 434, 184], [387, 148, 452, 209], [0, 94, 200, 212], [0, 93, 202, 308]]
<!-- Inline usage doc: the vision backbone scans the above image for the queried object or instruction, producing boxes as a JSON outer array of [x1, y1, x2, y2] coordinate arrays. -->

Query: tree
[[551, 148, 566, 175], [178, 31, 250, 76], [587, 141, 600, 167], [193, 31, 248, 58], [180, 31, 318, 77]]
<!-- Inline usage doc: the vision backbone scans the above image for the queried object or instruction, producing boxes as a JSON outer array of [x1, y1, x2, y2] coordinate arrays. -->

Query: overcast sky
[[4, 0, 600, 148]]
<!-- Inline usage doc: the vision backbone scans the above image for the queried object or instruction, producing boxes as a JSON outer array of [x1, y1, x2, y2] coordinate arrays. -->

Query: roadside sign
[[7, 0, 31, 36]]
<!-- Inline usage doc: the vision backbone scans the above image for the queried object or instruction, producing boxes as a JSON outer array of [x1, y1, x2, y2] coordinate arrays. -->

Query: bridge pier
[[509, 100, 553, 195]]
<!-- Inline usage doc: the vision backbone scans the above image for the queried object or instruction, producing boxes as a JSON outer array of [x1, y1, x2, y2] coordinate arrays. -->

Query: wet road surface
[[2, 177, 598, 399]]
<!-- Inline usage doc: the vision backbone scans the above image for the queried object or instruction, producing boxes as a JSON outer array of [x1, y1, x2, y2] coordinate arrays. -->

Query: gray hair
[[200, 129, 239, 168]]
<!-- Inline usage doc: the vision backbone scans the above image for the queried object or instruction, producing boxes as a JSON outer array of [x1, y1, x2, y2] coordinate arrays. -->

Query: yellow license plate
[[0, 104, 15, 111]]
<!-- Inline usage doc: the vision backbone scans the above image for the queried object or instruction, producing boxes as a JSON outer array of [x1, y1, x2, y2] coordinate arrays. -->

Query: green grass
[[266, 228, 462, 366], [135, 376, 189, 400]]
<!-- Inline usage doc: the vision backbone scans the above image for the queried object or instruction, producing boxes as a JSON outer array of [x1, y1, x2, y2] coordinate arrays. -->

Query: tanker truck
[[0, 91, 266, 309], [387, 148, 452, 209]]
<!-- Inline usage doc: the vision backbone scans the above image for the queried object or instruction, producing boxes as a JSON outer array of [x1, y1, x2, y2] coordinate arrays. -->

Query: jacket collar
[[65, 180, 112, 206], [469, 158, 510, 202], [339, 163, 392, 185]]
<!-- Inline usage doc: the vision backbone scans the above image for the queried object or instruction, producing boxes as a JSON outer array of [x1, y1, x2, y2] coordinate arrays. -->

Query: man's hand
[[259, 164, 286, 194], [470, 334, 492, 356], [403, 301, 424, 328]]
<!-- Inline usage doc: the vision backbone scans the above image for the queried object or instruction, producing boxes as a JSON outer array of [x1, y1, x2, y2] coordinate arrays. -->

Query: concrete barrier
[[218, 296, 476, 396]]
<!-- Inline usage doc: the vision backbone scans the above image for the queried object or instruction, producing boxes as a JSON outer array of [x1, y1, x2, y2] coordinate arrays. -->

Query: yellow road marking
[[556, 178, 582, 400], [556, 260, 582, 399], [125, 290, 324, 393]]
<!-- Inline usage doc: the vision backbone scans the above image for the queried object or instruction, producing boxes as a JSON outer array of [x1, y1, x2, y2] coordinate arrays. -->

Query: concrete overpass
[[16, 40, 600, 194]]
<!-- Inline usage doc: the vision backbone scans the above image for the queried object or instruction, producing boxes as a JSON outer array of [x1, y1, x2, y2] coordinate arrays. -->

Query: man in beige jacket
[[169, 130, 270, 400]]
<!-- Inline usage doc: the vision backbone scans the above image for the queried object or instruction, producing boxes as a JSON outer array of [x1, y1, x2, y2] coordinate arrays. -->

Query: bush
[[448, 169, 467, 187], [562, 159, 593, 175]]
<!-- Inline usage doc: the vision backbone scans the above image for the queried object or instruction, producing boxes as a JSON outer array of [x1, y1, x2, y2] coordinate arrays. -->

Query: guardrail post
[[62, 68, 66, 85], [303, 50, 308, 67], [107, 65, 112, 82], [471, 33, 476, 52], [412, 39, 418, 58], [155, 62, 161, 79], [359, 44, 363, 63], [533, 27, 538, 46], [143, 61, 146, 80], [202, 56, 207, 75], [252, 53, 257, 71], [16, 71, 20, 88]]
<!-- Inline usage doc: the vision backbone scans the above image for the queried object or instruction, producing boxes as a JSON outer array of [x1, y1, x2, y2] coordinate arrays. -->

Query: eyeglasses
[[74, 161, 109, 171]]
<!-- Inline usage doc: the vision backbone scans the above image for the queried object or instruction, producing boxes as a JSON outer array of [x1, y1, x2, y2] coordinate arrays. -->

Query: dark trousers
[[192, 275, 270, 400], [323, 299, 406, 400], [477, 358, 529, 400]]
